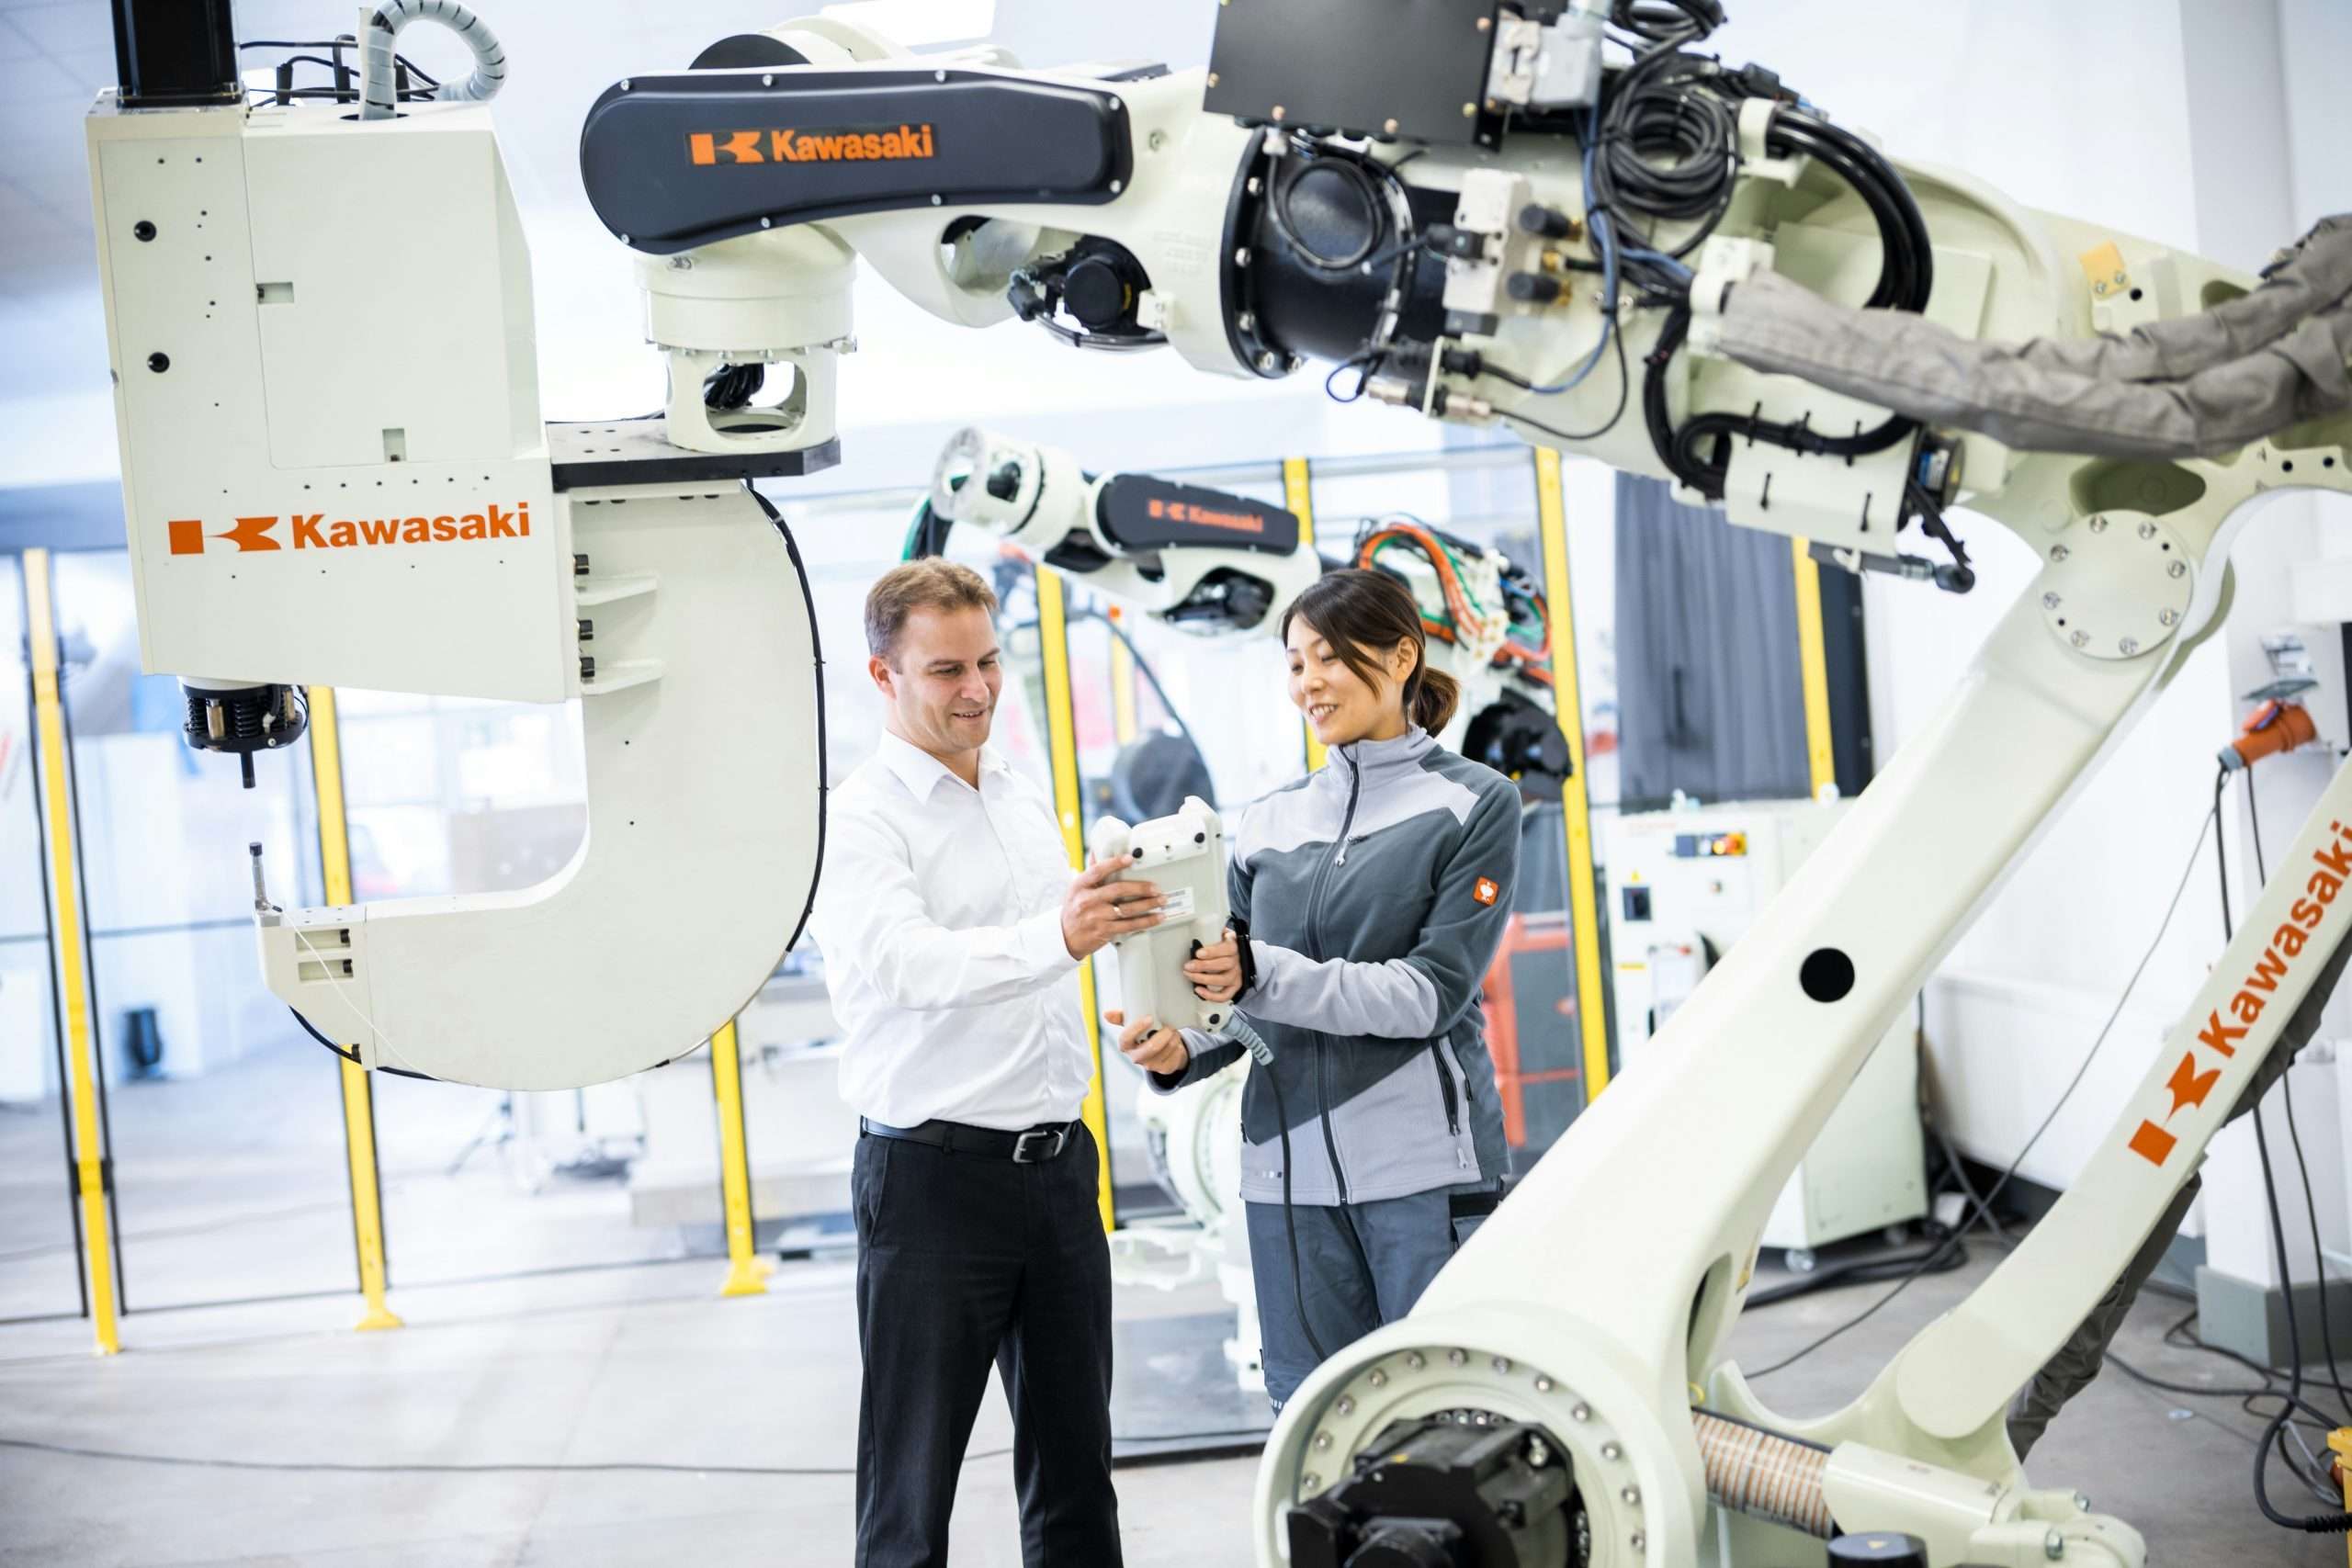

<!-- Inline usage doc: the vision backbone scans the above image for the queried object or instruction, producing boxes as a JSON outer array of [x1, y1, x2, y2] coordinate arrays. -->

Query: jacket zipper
[[1305, 747, 1363, 1205], [1433, 1043, 1470, 1169], [1433, 1045, 1461, 1136]]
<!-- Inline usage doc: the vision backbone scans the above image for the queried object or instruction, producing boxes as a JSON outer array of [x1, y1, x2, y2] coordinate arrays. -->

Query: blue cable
[[1520, 110, 1623, 396]]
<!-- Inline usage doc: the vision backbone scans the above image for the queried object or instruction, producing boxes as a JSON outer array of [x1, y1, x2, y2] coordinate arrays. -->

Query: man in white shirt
[[810, 558, 1162, 1568]]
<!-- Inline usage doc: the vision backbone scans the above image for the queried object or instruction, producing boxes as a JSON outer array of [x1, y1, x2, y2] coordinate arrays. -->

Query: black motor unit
[[182, 682, 309, 789], [1288, 1415, 1581, 1568]]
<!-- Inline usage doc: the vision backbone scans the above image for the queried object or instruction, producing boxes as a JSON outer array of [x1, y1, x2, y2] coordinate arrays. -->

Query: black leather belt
[[859, 1116, 1081, 1164]]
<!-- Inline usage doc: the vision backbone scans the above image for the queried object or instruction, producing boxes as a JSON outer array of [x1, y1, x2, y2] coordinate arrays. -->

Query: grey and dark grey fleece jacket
[[1151, 727, 1520, 1206]]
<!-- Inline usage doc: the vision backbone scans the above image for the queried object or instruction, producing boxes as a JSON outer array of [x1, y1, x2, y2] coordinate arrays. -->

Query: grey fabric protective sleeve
[[1714, 216, 2352, 460]]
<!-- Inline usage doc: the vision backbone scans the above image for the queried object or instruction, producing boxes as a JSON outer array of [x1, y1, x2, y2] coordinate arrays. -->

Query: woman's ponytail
[[1410, 666, 1460, 734]]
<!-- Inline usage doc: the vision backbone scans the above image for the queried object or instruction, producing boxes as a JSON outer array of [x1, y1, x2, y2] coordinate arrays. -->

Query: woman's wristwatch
[[1227, 917, 1259, 1003]]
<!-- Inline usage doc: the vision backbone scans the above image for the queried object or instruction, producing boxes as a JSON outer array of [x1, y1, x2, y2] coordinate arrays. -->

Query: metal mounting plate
[[2037, 510, 2192, 660]]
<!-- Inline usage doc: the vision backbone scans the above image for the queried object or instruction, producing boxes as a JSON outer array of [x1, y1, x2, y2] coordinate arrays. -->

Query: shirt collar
[[876, 728, 1005, 800]]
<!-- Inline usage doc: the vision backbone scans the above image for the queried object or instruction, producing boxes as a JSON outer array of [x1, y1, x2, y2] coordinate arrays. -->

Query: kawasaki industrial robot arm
[[87, 3, 2352, 1562], [919, 424, 1571, 782], [579, 9, 2352, 1566]]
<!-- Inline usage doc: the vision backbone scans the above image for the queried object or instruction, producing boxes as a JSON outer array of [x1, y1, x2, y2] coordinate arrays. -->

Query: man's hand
[[1183, 930, 1244, 1002], [1061, 855, 1164, 960], [1105, 1009, 1189, 1077]]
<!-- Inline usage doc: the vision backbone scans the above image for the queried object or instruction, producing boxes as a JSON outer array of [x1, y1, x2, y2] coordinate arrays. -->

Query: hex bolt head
[[1335, 1396, 1354, 1416], [1622, 1485, 1642, 1506], [1450, 1348, 1468, 1366], [1492, 1357, 1512, 1374], [2071, 630, 2090, 649], [2119, 637, 2139, 655], [1406, 1352, 1425, 1370], [1572, 1404, 1592, 1422], [2045, 1529, 2065, 1560], [1302, 1472, 1321, 1492], [2159, 608, 2179, 626], [2088, 515, 2108, 533], [1600, 1441, 1623, 1461], [1535, 1376, 1554, 1393], [2168, 560, 2188, 579], [1314, 1432, 1331, 1450], [2139, 520, 2158, 539], [1256, 350, 1280, 372], [1631, 1533, 1647, 1553], [1368, 1370, 1387, 1387], [2043, 592, 2062, 610], [2050, 544, 2070, 562]]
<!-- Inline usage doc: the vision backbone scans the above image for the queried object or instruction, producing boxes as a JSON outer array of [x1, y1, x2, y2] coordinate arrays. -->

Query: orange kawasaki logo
[[688, 123, 936, 166], [1148, 496, 1266, 536], [2128, 817, 2352, 1167], [167, 502, 530, 556]]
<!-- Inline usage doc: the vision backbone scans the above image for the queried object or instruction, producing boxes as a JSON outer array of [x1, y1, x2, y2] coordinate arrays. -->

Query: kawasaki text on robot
[[687, 124, 937, 166], [2126, 816, 2352, 1168], [165, 502, 531, 556], [1146, 496, 1265, 536]]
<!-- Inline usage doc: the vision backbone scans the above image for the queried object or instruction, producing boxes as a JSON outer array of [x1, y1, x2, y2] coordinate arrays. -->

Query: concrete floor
[[0, 1241, 2345, 1566]]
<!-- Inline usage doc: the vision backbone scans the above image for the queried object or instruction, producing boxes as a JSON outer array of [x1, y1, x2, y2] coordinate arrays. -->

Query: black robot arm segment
[[579, 69, 1135, 254]]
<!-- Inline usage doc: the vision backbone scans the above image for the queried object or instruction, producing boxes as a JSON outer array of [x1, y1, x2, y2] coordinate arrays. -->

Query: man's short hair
[[865, 558, 1000, 664]]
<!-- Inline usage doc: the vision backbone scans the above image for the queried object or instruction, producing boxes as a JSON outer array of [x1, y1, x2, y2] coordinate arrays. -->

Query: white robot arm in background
[[81, 0, 2352, 1562], [924, 425, 1573, 781]]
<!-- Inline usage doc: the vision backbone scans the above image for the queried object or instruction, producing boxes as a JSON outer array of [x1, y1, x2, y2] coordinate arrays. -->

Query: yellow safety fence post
[[1283, 457, 1328, 773], [1531, 452, 1614, 1106], [1035, 568, 1117, 1233], [1107, 604, 1138, 747], [306, 685, 402, 1332], [1790, 537, 1838, 797], [711, 1019, 771, 1297], [24, 548, 119, 1356], [2330, 1428, 2352, 1568]]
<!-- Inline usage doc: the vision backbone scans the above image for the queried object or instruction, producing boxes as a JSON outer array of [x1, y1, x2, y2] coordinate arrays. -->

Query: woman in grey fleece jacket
[[1114, 569, 1521, 1405]]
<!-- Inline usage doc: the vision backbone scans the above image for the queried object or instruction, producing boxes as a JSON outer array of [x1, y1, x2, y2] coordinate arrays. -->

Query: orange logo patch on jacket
[[1474, 877, 1499, 907]]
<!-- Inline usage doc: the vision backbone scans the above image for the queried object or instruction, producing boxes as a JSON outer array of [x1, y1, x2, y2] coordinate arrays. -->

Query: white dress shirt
[[809, 729, 1091, 1131]]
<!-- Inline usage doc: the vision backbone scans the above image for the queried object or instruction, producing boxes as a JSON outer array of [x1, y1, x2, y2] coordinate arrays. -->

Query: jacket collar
[[1331, 725, 1434, 778]]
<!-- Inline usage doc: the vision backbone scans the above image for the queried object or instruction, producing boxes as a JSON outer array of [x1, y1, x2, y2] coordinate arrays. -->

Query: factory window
[[0, 554, 81, 1324], [44, 549, 352, 1313]]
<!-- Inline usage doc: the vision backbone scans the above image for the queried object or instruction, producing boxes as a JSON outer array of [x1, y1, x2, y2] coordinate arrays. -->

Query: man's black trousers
[[852, 1122, 1123, 1568]]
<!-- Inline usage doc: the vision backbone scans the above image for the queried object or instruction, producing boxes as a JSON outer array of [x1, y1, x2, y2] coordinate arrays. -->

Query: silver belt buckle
[[1012, 1126, 1065, 1164]]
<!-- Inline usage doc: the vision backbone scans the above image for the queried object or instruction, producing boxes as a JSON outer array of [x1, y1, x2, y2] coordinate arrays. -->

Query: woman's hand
[[1105, 1009, 1188, 1077], [1184, 931, 1245, 1002]]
